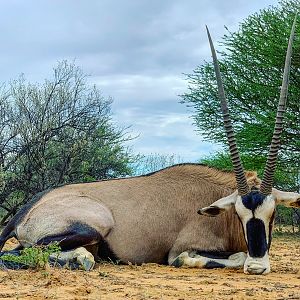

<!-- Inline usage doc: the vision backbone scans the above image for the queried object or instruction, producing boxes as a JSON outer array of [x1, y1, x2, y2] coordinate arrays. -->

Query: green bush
[[0, 242, 61, 269]]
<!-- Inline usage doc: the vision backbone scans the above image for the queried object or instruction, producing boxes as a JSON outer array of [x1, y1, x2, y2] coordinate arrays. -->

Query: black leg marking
[[97, 238, 119, 263], [47, 256, 81, 270], [204, 261, 226, 269], [194, 250, 236, 260], [0, 249, 22, 257], [36, 222, 119, 263], [0, 249, 28, 270], [36, 222, 101, 251]]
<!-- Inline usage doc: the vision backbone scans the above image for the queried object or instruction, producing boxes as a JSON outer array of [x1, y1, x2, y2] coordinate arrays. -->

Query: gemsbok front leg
[[170, 251, 247, 269]]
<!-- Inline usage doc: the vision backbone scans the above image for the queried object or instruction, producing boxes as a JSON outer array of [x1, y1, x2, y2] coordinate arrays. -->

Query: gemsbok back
[[0, 16, 299, 275]]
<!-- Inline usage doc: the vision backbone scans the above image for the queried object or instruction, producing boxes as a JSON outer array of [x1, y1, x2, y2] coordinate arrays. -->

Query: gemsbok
[[0, 16, 299, 275]]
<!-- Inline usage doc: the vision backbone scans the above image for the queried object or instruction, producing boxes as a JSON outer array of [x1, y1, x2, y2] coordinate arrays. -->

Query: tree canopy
[[0, 61, 133, 224], [181, 0, 300, 190]]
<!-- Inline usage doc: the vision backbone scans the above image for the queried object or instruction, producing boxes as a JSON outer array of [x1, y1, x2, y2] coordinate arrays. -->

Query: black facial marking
[[268, 212, 275, 249], [246, 218, 268, 258], [236, 214, 248, 247], [242, 191, 266, 212]]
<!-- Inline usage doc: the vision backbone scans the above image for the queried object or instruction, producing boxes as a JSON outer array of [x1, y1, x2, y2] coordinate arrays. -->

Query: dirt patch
[[0, 235, 299, 299]]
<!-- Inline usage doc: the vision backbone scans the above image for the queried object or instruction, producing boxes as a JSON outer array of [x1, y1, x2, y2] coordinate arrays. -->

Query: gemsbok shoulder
[[0, 16, 299, 275]]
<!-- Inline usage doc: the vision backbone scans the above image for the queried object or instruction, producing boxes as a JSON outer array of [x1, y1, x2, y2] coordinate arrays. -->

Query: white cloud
[[0, 0, 278, 161]]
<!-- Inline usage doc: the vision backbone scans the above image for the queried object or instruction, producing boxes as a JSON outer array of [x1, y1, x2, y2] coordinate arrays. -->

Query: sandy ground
[[0, 234, 299, 300]]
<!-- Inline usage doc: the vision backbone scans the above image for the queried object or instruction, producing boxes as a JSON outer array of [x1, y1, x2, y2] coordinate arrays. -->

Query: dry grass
[[0, 235, 299, 299]]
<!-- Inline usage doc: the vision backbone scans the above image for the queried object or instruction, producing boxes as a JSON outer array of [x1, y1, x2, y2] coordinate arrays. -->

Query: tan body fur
[[12, 164, 250, 264]]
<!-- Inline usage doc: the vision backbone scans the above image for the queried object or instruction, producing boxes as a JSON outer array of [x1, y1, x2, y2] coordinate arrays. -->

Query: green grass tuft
[[1, 242, 61, 269]]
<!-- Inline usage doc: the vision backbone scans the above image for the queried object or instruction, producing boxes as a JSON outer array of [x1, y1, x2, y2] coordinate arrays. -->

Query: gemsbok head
[[198, 15, 300, 274]]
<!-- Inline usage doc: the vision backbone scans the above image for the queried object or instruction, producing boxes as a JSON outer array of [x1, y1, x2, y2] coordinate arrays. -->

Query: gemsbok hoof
[[50, 247, 95, 271], [171, 251, 189, 267], [74, 247, 95, 271]]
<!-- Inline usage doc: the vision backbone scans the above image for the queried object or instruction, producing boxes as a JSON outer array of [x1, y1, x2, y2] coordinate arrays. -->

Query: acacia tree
[[0, 61, 133, 224], [181, 0, 300, 190]]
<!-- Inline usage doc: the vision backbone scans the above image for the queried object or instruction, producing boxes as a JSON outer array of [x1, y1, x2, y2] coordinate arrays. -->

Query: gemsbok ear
[[272, 188, 300, 208], [198, 191, 238, 217]]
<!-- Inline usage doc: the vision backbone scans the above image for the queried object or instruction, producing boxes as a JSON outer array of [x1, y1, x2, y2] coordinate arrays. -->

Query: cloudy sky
[[0, 0, 278, 161]]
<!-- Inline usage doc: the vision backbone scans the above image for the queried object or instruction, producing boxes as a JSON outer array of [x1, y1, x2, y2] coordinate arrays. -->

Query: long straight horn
[[206, 26, 249, 196], [260, 14, 298, 195]]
